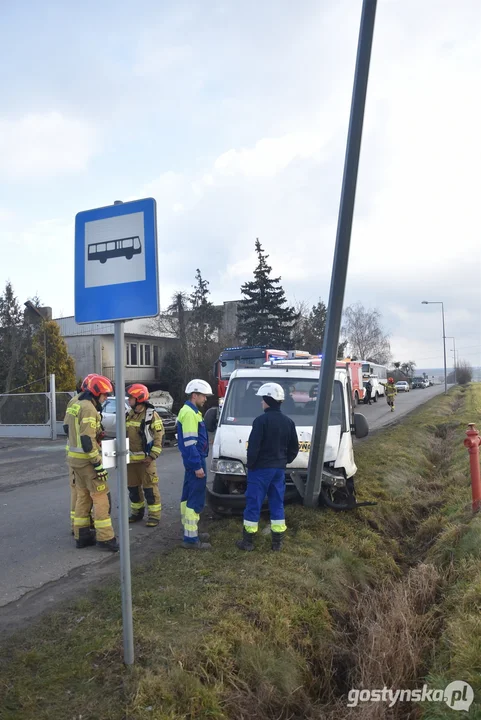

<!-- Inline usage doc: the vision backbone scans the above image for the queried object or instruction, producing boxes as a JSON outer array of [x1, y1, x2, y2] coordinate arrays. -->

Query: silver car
[[101, 396, 129, 437]]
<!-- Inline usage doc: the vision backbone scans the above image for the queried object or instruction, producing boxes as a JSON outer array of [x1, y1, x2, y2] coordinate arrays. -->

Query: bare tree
[[401, 361, 416, 377], [456, 360, 472, 385], [342, 303, 391, 365]]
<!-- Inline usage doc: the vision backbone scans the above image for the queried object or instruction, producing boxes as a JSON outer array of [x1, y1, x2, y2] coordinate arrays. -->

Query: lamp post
[[421, 301, 447, 394], [24, 301, 47, 392], [446, 336, 456, 385]]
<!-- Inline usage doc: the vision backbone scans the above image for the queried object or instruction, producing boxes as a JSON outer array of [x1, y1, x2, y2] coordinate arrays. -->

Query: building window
[[126, 344, 130, 365], [130, 343, 138, 366], [139, 344, 144, 366], [153, 346, 159, 368], [145, 344, 151, 366]]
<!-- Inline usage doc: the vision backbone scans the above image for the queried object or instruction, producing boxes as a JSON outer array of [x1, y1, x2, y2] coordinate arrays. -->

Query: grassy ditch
[[1, 386, 481, 719]]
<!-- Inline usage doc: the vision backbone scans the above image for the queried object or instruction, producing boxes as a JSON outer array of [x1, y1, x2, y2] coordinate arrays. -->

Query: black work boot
[[97, 537, 120, 553], [129, 509, 145, 524], [76, 528, 96, 549], [236, 529, 255, 552], [271, 531, 285, 552], [145, 516, 160, 528]]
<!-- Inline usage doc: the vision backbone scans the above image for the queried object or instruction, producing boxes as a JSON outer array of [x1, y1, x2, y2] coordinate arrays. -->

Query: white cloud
[[0, 112, 97, 178], [133, 44, 192, 76], [1, 0, 480, 371], [214, 130, 326, 178]]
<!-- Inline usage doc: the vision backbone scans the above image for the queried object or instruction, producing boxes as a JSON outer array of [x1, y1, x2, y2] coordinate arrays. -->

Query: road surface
[[354, 383, 447, 432], [0, 383, 448, 631]]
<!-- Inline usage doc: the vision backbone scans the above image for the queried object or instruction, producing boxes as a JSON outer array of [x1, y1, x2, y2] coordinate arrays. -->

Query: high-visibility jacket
[[64, 393, 104, 455], [177, 401, 209, 471], [126, 403, 164, 462], [65, 395, 102, 467], [385, 383, 397, 399], [64, 393, 79, 459]]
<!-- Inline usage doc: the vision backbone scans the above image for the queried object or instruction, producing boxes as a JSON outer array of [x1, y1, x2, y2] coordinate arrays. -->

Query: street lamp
[[24, 301, 48, 392], [445, 336, 456, 385], [421, 301, 447, 394]]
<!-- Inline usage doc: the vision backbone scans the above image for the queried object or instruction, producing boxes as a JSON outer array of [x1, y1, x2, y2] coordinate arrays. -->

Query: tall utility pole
[[304, 0, 378, 508], [446, 336, 456, 384], [421, 301, 447, 394]]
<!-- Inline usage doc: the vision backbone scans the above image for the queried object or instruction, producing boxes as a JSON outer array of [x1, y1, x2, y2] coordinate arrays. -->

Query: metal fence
[[0, 392, 49, 425], [56, 392, 75, 422], [0, 375, 69, 439]]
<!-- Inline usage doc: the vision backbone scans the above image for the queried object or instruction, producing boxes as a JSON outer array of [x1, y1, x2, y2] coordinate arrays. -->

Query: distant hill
[[416, 367, 481, 382]]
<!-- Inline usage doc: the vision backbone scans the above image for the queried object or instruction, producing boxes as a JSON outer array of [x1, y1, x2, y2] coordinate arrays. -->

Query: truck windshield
[[220, 378, 344, 427], [220, 357, 266, 379]]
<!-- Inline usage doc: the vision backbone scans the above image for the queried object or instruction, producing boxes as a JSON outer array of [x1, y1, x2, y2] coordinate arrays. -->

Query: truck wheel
[[320, 479, 357, 511]]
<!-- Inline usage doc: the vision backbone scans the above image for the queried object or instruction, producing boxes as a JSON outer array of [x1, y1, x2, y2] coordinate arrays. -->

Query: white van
[[369, 374, 385, 399], [204, 362, 369, 513]]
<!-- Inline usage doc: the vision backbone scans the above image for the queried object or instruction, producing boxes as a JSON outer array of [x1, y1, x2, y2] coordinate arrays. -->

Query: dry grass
[[1, 386, 481, 719]]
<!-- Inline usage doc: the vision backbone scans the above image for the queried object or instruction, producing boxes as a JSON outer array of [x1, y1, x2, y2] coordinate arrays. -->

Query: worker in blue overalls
[[237, 382, 299, 552], [177, 379, 213, 550]]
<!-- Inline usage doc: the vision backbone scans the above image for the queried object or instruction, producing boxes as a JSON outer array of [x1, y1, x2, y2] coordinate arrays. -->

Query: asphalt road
[[354, 383, 448, 432], [0, 444, 185, 609], [0, 383, 448, 628]]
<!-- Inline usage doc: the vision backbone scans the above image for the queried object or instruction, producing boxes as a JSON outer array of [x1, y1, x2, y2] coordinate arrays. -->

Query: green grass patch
[[1, 386, 481, 719]]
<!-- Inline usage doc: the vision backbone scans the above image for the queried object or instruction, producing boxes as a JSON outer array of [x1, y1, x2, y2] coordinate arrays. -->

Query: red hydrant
[[464, 424, 481, 512]]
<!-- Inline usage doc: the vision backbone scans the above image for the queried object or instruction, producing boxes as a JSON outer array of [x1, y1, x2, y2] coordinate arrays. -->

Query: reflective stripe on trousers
[[243, 468, 287, 534]]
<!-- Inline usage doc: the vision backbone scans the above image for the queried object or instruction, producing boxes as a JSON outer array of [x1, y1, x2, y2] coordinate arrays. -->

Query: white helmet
[[256, 382, 285, 402], [185, 379, 213, 396]]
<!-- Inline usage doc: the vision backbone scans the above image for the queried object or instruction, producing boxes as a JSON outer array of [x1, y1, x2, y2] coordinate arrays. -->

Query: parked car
[[101, 396, 129, 438], [101, 396, 177, 445], [369, 375, 385, 400], [154, 406, 177, 445], [411, 377, 425, 389], [395, 381, 410, 392]]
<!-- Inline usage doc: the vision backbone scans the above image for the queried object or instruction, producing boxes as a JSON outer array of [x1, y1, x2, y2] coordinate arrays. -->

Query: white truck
[[204, 360, 369, 513]]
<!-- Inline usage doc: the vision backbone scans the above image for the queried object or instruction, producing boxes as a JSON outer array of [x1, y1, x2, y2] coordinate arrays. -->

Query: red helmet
[[87, 374, 113, 397], [127, 383, 149, 403], [388, 377, 394, 384], [81, 373, 96, 392]]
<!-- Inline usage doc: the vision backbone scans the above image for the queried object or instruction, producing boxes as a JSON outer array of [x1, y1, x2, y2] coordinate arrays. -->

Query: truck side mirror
[[352, 412, 369, 439], [204, 407, 219, 433]]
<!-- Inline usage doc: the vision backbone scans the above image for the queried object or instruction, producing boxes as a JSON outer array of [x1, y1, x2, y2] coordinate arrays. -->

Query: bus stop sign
[[75, 198, 159, 324]]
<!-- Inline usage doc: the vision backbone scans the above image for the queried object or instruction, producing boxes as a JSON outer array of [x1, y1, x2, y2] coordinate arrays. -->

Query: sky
[[1, 0, 480, 369]]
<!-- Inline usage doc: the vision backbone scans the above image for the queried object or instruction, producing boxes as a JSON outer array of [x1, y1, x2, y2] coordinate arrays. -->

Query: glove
[[96, 431, 106, 442], [93, 463, 108, 481]]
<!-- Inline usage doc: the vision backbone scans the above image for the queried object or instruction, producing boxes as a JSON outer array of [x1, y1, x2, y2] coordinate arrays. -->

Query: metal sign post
[[304, 0, 377, 507], [75, 196, 159, 664], [114, 319, 134, 664]]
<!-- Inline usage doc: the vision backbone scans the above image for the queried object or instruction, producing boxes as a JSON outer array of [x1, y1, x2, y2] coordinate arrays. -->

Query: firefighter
[[65, 374, 119, 552], [64, 374, 97, 534], [364, 380, 373, 405], [126, 383, 164, 527], [237, 382, 299, 552], [385, 377, 397, 412], [177, 379, 213, 550]]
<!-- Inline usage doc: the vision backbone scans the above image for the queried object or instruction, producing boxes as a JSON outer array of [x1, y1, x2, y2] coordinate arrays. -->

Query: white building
[[56, 316, 178, 385]]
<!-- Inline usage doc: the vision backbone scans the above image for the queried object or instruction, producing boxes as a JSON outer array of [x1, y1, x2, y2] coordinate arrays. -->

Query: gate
[[0, 375, 72, 440]]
